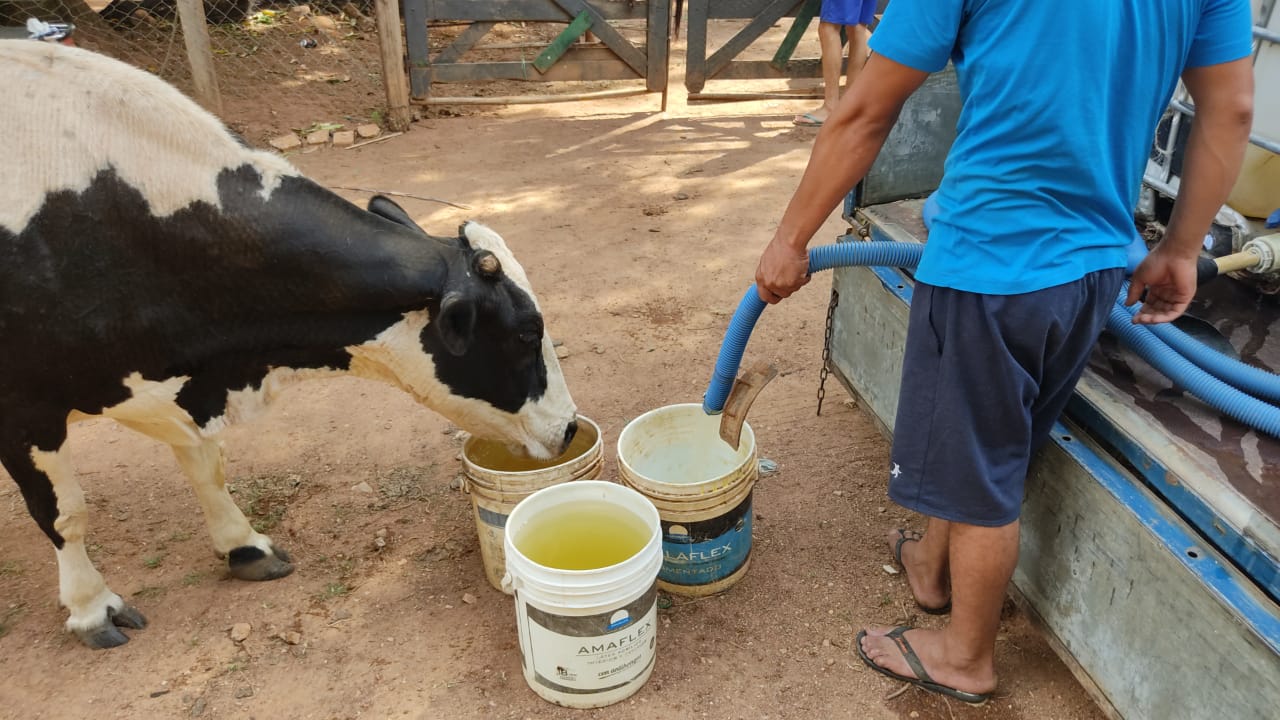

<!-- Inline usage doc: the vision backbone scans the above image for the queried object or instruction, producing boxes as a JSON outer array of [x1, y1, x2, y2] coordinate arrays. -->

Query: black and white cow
[[0, 41, 578, 648]]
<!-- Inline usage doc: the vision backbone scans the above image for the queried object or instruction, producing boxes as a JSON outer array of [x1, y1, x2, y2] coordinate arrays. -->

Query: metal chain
[[816, 287, 840, 416]]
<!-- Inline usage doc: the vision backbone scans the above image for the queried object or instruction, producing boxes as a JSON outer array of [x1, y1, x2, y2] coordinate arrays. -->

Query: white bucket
[[616, 403, 757, 597], [503, 480, 663, 709], [462, 415, 603, 593]]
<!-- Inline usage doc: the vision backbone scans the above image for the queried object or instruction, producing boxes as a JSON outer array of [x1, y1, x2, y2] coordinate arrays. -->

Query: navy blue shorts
[[887, 268, 1124, 527], [821, 0, 877, 26]]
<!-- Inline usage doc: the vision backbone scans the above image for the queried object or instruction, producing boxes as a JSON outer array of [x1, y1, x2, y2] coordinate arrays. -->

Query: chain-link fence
[[1, 0, 389, 143]]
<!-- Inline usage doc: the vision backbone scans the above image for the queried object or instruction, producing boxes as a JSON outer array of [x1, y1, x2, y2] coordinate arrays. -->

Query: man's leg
[[861, 519, 1015, 695], [795, 21, 847, 125], [890, 516, 950, 611]]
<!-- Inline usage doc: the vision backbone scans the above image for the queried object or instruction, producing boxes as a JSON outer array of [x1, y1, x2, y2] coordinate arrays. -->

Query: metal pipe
[[1168, 98, 1280, 155], [413, 88, 651, 105]]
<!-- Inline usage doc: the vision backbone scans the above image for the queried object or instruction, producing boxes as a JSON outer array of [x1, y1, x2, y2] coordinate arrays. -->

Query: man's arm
[[755, 54, 930, 304], [1128, 57, 1254, 324]]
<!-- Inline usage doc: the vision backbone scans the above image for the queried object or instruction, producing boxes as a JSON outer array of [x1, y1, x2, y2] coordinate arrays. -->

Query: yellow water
[[466, 421, 598, 472], [514, 501, 652, 570]]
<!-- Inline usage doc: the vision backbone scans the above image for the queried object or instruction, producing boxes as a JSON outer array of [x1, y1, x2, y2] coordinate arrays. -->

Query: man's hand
[[1126, 243, 1199, 324], [755, 239, 811, 304]]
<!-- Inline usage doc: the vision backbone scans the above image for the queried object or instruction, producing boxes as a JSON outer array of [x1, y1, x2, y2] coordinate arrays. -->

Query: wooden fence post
[[175, 0, 223, 114], [375, 0, 412, 131]]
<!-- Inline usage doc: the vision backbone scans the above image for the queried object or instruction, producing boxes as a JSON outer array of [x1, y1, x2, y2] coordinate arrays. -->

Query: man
[[793, 1, 876, 127], [755, 0, 1254, 704]]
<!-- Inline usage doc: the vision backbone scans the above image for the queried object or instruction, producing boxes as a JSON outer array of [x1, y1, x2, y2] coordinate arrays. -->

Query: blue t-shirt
[[868, 0, 1254, 294]]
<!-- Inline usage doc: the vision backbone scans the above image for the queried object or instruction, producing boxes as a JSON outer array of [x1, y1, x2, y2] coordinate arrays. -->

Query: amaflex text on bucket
[[664, 544, 734, 563], [576, 620, 653, 656]]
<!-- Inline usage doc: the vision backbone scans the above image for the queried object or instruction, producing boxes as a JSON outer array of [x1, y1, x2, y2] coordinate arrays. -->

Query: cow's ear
[[437, 292, 476, 356], [368, 196, 427, 237]]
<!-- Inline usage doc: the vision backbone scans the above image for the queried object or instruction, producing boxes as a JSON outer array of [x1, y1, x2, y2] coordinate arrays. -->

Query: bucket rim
[[616, 403, 755, 494], [462, 414, 603, 479], [504, 480, 662, 579]]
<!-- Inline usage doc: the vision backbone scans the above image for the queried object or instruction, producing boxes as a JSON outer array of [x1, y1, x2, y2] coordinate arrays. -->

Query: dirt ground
[[0, 21, 1107, 720]]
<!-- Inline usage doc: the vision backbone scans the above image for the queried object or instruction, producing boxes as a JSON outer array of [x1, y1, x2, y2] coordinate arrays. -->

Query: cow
[[0, 41, 579, 649]]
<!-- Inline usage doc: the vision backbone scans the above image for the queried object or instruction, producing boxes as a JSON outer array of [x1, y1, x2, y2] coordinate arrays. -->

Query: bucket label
[[520, 584, 658, 694], [476, 504, 508, 529], [659, 493, 752, 586]]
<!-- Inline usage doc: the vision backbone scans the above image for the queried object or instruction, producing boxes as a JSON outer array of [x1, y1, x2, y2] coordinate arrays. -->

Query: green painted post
[[770, 0, 822, 71], [533, 10, 594, 74]]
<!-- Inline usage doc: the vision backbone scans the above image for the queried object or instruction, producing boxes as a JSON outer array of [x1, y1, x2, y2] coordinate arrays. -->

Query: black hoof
[[76, 621, 130, 649], [228, 544, 295, 581], [110, 603, 148, 630]]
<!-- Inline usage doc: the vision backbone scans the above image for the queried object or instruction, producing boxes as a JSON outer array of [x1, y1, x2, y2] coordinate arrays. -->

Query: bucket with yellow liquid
[[462, 415, 603, 593], [502, 480, 662, 708]]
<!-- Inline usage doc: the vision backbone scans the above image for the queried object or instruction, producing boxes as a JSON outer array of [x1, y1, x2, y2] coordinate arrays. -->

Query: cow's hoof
[[72, 603, 148, 649], [228, 544, 294, 581], [110, 603, 148, 630], [77, 623, 130, 649]]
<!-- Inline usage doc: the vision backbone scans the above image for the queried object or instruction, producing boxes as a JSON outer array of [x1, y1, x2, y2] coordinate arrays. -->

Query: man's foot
[[889, 528, 950, 613], [793, 108, 828, 126], [856, 626, 996, 704]]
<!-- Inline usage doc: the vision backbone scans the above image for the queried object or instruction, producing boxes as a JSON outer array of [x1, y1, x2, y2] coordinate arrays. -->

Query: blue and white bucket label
[[520, 584, 658, 694], [659, 492, 752, 587]]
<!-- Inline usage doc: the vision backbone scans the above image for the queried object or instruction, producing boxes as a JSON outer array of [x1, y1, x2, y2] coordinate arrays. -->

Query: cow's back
[[0, 41, 297, 237]]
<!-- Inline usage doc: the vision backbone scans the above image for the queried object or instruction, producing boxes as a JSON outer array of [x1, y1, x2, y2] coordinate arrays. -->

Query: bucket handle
[[501, 571, 519, 594]]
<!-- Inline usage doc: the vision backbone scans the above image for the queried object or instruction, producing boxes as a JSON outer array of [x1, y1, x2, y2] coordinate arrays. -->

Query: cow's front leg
[[170, 438, 294, 581], [2, 436, 146, 648]]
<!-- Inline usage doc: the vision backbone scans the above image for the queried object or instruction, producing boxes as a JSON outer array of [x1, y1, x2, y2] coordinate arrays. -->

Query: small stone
[[269, 133, 301, 151], [825, 657, 835, 666], [229, 623, 251, 642], [373, 536, 386, 549], [592, 345, 605, 354], [833, 489, 844, 497], [234, 686, 254, 699], [877, 506, 886, 513], [356, 123, 380, 139], [330, 609, 352, 621], [673, 192, 690, 201], [376, 528, 387, 538], [190, 697, 207, 717], [822, 638, 831, 648], [910, 713, 920, 719], [305, 129, 330, 145], [449, 476, 465, 491], [462, 593, 477, 605], [455, 430, 471, 443], [352, 481, 373, 493], [288, 4, 311, 15], [281, 631, 302, 645], [882, 564, 900, 575], [758, 458, 779, 476], [332, 130, 355, 147], [555, 346, 570, 360]]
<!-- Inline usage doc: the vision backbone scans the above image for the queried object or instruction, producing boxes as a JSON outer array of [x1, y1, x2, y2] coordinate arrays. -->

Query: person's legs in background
[[794, 1, 872, 126]]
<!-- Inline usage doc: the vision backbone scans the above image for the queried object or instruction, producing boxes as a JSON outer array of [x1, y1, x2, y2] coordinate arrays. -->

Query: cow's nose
[[562, 420, 579, 450]]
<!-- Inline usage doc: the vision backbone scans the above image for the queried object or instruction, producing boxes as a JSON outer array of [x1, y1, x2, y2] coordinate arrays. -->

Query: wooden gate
[[683, 0, 824, 98], [402, 0, 671, 103]]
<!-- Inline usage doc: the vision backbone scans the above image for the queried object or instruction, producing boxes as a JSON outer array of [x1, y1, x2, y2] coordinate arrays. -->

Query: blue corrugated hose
[[702, 243, 1280, 438], [702, 242, 924, 414]]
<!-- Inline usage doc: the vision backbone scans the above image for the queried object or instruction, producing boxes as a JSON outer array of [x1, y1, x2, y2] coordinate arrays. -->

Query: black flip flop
[[892, 529, 951, 615], [855, 627, 991, 706]]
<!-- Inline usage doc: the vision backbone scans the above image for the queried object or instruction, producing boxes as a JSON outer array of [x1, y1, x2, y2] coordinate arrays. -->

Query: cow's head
[[350, 197, 578, 459]]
